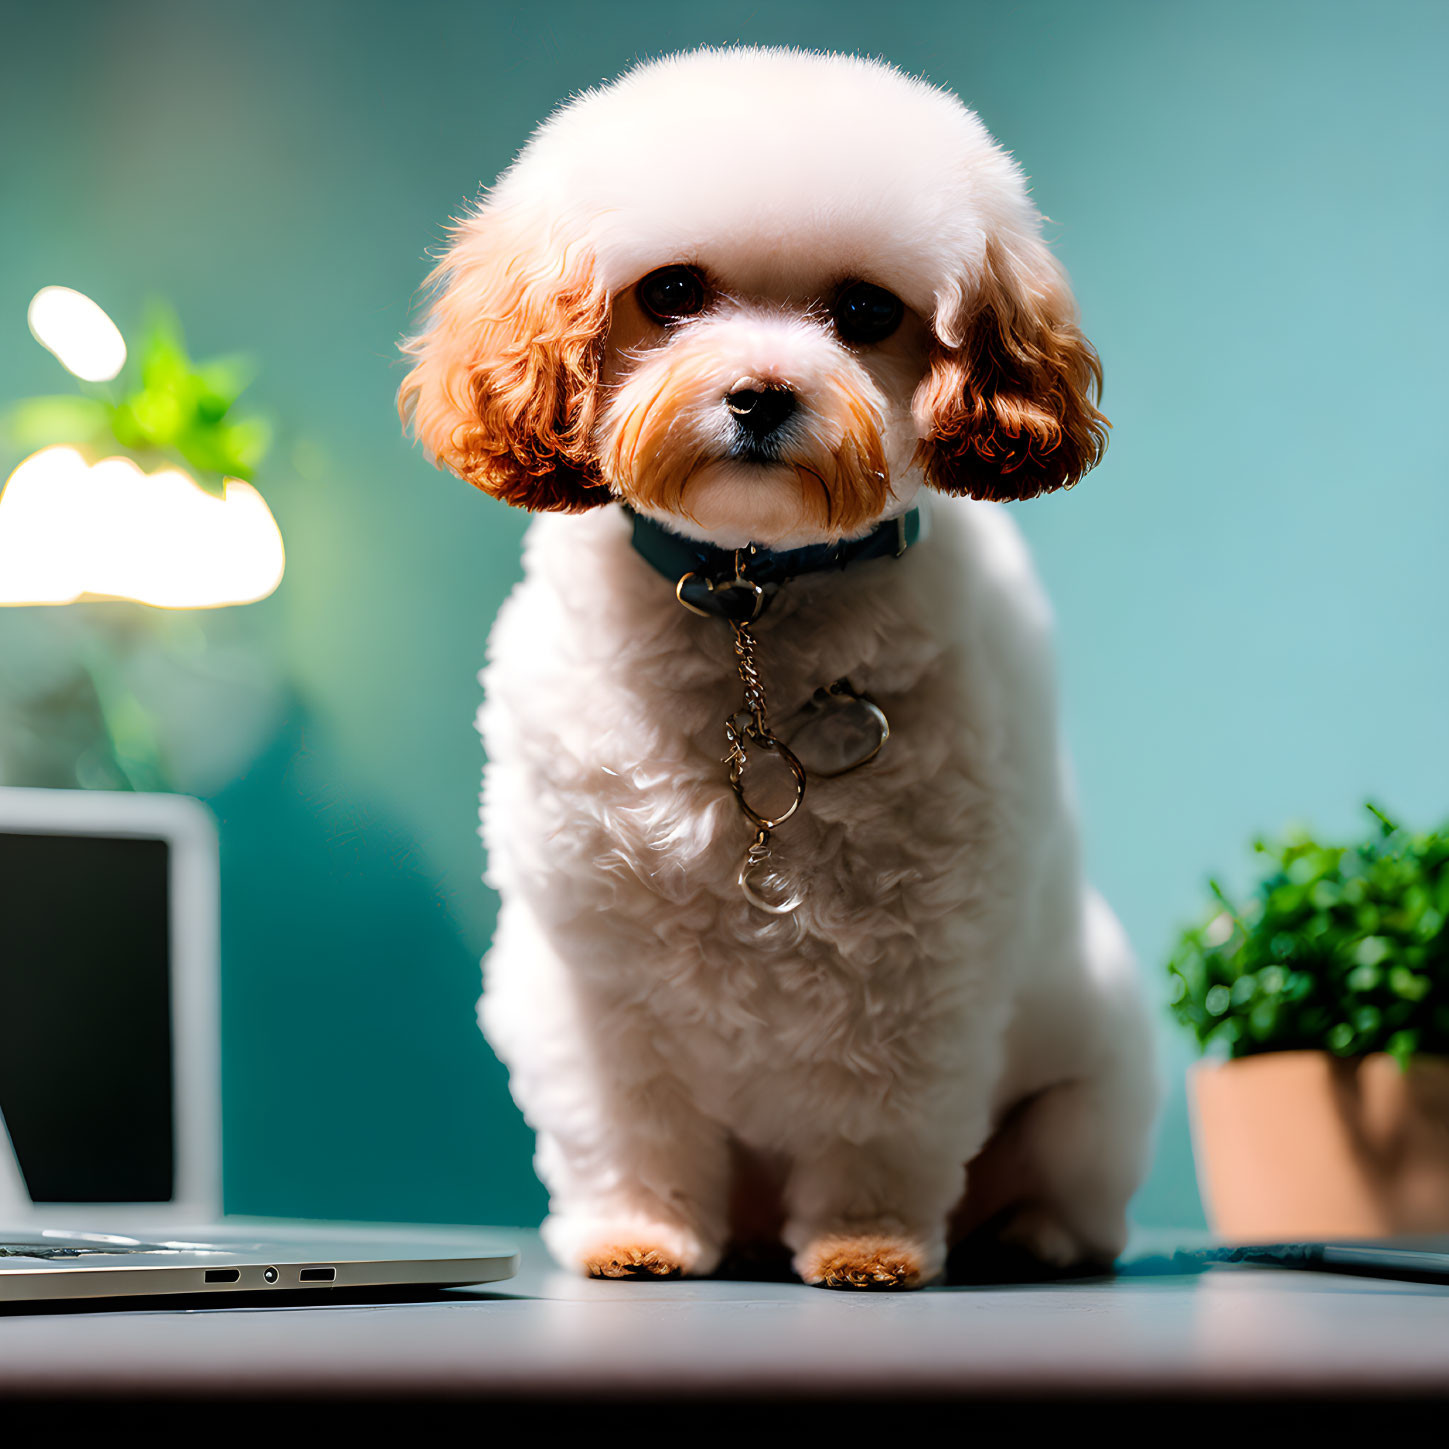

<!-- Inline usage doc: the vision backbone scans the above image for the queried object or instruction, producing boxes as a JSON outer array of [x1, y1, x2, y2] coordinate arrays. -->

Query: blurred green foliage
[[1168, 806, 1449, 1066], [5, 305, 270, 496]]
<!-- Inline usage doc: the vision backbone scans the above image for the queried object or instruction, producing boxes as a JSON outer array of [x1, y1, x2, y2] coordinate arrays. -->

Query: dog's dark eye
[[637, 266, 707, 323], [833, 282, 904, 345]]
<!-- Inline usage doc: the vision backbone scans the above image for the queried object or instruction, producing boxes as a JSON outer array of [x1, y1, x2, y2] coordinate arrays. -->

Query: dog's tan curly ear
[[914, 239, 1108, 502], [398, 203, 611, 512]]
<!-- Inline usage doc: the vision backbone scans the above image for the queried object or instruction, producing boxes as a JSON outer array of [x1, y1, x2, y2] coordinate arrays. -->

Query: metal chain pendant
[[674, 546, 889, 915], [724, 616, 807, 915]]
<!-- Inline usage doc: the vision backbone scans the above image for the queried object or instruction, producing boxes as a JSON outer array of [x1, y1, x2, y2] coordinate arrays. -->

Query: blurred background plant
[[0, 287, 286, 794], [11, 288, 272, 494], [1168, 805, 1449, 1066]]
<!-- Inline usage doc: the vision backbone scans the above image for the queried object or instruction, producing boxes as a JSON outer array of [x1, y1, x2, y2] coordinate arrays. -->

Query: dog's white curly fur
[[405, 48, 1159, 1287]]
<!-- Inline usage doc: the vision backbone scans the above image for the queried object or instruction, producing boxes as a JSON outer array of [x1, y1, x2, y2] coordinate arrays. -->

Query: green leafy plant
[[5, 304, 270, 496], [1168, 805, 1449, 1066]]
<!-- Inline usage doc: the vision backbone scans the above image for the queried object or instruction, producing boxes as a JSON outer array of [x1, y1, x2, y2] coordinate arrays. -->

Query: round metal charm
[[781, 680, 890, 779]]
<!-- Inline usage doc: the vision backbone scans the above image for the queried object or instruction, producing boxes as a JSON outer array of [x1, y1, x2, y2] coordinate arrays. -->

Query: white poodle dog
[[400, 47, 1158, 1289]]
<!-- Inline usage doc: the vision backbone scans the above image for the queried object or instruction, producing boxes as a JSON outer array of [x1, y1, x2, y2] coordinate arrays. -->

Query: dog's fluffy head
[[400, 47, 1107, 547]]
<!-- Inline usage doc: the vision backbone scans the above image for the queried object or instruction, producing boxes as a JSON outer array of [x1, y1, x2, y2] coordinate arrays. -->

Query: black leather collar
[[625, 504, 927, 621]]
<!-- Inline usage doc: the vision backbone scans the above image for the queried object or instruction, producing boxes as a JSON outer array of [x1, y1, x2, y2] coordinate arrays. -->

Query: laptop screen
[[0, 829, 174, 1203]]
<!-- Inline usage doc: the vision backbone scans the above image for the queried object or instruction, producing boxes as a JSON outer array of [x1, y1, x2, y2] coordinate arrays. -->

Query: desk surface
[[3, 1226, 1449, 1400]]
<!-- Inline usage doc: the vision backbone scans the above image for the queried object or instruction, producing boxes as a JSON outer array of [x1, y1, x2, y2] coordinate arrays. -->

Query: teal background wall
[[2, 0, 1446, 1231]]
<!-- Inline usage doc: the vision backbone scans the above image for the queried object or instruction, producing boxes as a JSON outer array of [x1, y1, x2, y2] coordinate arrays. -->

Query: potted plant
[[1168, 805, 1449, 1240]]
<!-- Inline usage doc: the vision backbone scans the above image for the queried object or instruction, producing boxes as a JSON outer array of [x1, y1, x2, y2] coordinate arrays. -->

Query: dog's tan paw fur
[[545, 1213, 720, 1279], [581, 1244, 685, 1279], [796, 1234, 929, 1290]]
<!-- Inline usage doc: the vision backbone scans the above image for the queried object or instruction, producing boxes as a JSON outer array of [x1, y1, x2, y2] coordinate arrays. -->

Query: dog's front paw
[[794, 1232, 940, 1291], [543, 1214, 720, 1280], [580, 1244, 685, 1279]]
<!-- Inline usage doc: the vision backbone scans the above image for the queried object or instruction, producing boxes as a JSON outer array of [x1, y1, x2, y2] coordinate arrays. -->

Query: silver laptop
[[0, 785, 517, 1303]]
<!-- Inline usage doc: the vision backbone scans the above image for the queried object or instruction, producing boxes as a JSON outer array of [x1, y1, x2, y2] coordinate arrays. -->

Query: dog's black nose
[[725, 383, 796, 439]]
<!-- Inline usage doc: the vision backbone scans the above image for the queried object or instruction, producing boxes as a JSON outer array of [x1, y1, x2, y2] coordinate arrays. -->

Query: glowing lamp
[[0, 446, 285, 609], [27, 286, 128, 383]]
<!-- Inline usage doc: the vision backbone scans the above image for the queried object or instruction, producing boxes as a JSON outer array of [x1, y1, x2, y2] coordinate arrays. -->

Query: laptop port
[[204, 1269, 240, 1284], [298, 1267, 336, 1283]]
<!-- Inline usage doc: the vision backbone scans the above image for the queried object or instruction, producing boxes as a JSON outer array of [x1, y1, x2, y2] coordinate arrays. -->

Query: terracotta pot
[[1189, 1051, 1449, 1240]]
